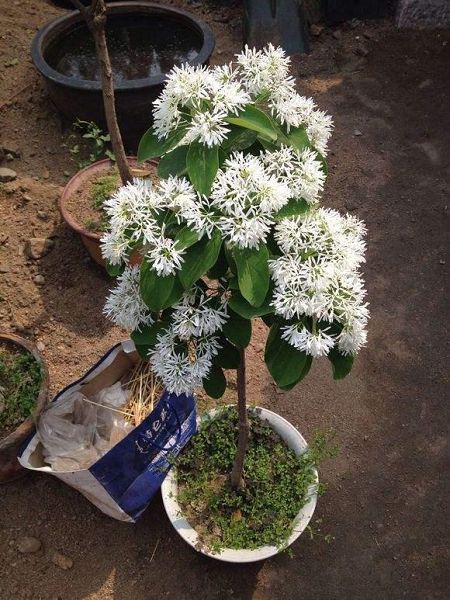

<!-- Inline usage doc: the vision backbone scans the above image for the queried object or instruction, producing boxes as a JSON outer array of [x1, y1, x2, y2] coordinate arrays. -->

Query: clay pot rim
[[0, 333, 50, 450], [59, 157, 158, 243], [31, 2, 215, 92]]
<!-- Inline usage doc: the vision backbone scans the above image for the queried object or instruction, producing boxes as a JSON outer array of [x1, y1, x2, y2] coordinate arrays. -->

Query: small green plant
[[84, 173, 119, 233], [67, 119, 115, 169], [90, 174, 119, 210], [175, 406, 336, 552], [0, 346, 42, 429]]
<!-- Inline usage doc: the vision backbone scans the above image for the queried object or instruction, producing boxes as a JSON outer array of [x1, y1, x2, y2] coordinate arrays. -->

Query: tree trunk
[[70, 0, 132, 185], [230, 348, 249, 490]]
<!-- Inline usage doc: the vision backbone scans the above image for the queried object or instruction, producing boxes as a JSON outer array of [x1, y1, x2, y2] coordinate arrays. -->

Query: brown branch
[[230, 348, 249, 490], [69, 0, 132, 185]]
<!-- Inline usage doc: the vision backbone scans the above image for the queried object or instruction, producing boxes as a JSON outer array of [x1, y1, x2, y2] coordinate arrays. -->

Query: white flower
[[146, 233, 185, 276], [187, 108, 230, 147], [269, 90, 316, 131], [338, 320, 367, 355], [306, 110, 334, 156], [219, 213, 272, 249], [158, 176, 197, 212], [149, 329, 221, 396], [281, 324, 335, 357], [270, 208, 368, 355], [100, 227, 131, 266], [103, 266, 153, 331], [264, 146, 326, 204], [236, 44, 292, 97], [171, 290, 229, 339], [211, 152, 290, 248]]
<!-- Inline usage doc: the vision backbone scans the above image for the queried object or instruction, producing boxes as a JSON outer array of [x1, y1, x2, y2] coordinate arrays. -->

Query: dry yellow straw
[[122, 361, 163, 427]]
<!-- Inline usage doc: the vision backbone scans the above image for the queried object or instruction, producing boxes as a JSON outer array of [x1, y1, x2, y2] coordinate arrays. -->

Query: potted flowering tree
[[102, 45, 368, 560]]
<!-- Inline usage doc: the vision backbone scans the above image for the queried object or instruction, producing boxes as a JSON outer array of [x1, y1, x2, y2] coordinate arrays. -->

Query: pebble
[[25, 237, 55, 260], [0, 264, 10, 273], [51, 551, 73, 570], [36, 341, 45, 352], [1, 143, 21, 158], [16, 536, 41, 554], [353, 129, 363, 136], [332, 29, 342, 40], [63, 171, 71, 177], [310, 24, 324, 36], [37, 210, 49, 220], [0, 167, 17, 183], [34, 274, 45, 285]]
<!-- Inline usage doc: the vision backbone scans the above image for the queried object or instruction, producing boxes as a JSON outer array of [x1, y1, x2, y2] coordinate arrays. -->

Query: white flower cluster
[[210, 152, 290, 249], [152, 44, 333, 155], [263, 146, 326, 205], [236, 45, 333, 154], [270, 208, 369, 357], [149, 289, 227, 395], [103, 266, 154, 331], [153, 63, 250, 146], [101, 177, 204, 273]]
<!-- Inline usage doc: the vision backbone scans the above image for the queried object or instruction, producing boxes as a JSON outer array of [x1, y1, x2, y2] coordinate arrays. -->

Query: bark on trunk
[[230, 348, 249, 490], [70, 0, 132, 185]]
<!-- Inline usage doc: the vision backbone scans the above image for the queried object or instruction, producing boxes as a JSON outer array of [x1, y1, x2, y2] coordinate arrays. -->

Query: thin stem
[[230, 347, 249, 490], [70, 0, 132, 185]]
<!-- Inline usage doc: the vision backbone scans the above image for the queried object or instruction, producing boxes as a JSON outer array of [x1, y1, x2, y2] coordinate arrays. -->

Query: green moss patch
[[0, 344, 42, 431], [175, 406, 333, 553]]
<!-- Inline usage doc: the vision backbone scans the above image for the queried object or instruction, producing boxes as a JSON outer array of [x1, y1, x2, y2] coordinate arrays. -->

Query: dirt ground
[[0, 1, 449, 599]]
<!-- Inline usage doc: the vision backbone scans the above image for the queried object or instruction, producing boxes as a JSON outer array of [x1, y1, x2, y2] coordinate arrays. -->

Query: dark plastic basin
[[32, 2, 215, 150]]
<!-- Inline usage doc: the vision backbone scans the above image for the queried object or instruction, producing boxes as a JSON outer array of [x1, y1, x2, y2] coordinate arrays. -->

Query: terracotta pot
[[0, 333, 50, 484], [59, 158, 157, 268]]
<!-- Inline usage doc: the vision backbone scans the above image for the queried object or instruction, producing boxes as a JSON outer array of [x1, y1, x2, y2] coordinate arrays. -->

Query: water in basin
[[46, 14, 202, 84]]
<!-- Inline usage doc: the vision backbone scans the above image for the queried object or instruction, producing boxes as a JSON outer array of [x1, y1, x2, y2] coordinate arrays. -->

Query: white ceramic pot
[[161, 407, 318, 563]]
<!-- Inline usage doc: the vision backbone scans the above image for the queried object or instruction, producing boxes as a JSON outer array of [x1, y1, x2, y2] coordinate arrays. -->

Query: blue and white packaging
[[18, 340, 196, 523]]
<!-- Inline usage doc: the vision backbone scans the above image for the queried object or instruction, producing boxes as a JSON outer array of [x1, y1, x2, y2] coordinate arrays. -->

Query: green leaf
[[174, 226, 200, 250], [328, 348, 354, 380], [222, 309, 252, 348], [139, 260, 175, 313], [274, 198, 310, 220], [203, 364, 226, 399], [226, 105, 278, 141], [278, 356, 313, 390], [157, 145, 188, 178], [285, 126, 311, 154], [232, 244, 270, 307], [215, 338, 241, 369], [179, 230, 222, 289], [207, 243, 228, 279], [105, 261, 124, 277], [131, 321, 167, 347], [137, 127, 186, 161], [228, 290, 274, 319], [222, 125, 258, 151], [264, 323, 308, 387], [186, 142, 219, 196], [162, 276, 185, 308]]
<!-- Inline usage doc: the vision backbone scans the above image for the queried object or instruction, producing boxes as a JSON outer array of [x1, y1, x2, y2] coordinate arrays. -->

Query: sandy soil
[[0, 1, 449, 599]]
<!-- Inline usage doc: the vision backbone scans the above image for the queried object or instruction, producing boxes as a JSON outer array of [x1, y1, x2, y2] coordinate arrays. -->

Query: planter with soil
[[0, 333, 49, 483], [59, 157, 159, 267], [161, 406, 320, 563], [31, 2, 215, 149]]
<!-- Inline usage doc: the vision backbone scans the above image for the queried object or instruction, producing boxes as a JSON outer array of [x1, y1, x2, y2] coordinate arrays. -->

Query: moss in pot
[[101, 45, 370, 557], [0, 334, 49, 483]]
